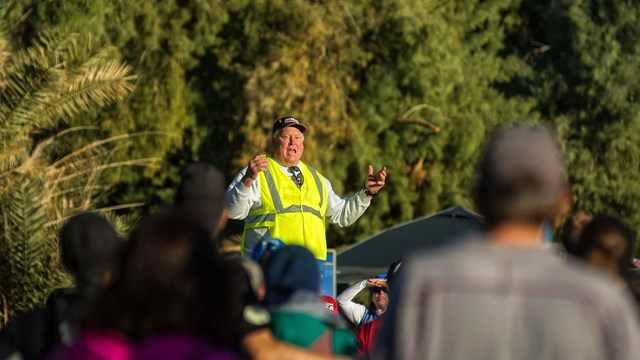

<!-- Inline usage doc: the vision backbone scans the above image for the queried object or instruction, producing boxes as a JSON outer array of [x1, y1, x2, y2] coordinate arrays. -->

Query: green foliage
[[198, 0, 534, 246], [508, 0, 640, 242], [6, 0, 228, 209], [0, 17, 135, 322], [4, 0, 640, 270], [340, 0, 536, 245]]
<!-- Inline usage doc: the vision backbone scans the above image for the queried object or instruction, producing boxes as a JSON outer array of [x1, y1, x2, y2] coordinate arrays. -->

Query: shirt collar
[[269, 155, 300, 171]]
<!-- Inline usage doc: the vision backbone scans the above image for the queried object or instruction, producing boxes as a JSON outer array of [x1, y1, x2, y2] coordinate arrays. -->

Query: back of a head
[[263, 245, 319, 307], [174, 163, 226, 235], [85, 210, 223, 342], [561, 211, 594, 255], [474, 126, 568, 227], [576, 215, 634, 281], [60, 212, 120, 295]]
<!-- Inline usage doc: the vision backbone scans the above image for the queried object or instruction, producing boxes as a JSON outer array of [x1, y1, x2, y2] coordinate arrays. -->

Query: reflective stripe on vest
[[243, 157, 328, 259]]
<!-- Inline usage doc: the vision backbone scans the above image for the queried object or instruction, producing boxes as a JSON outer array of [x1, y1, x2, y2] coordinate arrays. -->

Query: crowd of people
[[0, 119, 640, 359]]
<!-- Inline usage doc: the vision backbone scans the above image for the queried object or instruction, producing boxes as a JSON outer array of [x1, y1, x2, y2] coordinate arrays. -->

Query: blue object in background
[[318, 249, 336, 297], [251, 237, 285, 262], [542, 221, 554, 244]]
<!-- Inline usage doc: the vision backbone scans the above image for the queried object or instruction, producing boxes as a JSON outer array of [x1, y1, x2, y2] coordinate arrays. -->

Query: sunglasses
[[372, 286, 388, 294]]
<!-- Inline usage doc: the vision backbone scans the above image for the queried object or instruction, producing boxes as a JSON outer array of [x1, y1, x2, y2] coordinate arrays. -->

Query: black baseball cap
[[273, 116, 307, 133]]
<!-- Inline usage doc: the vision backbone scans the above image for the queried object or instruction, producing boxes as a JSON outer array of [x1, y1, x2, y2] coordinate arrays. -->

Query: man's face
[[274, 127, 304, 166], [372, 286, 389, 311]]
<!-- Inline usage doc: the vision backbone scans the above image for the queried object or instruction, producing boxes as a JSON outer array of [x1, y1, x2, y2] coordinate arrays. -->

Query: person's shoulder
[[561, 257, 637, 302], [270, 310, 330, 337], [406, 233, 487, 268]]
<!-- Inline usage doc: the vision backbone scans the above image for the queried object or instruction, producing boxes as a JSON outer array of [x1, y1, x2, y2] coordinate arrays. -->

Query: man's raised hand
[[365, 165, 387, 196], [366, 278, 388, 288], [242, 154, 269, 187]]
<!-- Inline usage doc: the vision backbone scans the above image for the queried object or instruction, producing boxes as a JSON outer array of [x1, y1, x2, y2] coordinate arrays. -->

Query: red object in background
[[321, 295, 338, 314], [357, 317, 384, 357]]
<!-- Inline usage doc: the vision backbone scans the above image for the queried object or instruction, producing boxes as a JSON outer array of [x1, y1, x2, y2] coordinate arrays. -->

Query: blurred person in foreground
[[226, 116, 387, 260], [337, 275, 388, 329], [575, 215, 636, 291], [173, 163, 350, 360], [0, 212, 120, 360], [263, 245, 358, 356], [374, 126, 640, 360], [50, 210, 239, 360]]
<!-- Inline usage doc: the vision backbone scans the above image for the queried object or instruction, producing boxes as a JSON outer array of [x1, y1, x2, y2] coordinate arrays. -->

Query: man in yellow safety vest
[[226, 116, 387, 260]]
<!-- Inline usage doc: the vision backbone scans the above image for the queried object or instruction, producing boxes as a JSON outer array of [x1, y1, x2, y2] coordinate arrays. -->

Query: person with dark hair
[[174, 162, 228, 237], [356, 259, 402, 358], [226, 116, 387, 260], [0, 212, 121, 360], [50, 210, 238, 359], [375, 126, 640, 360], [173, 163, 276, 352], [263, 245, 357, 356], [575, 215, 635, 289], [336, 275, 388, 329], [561, 210, 593, 255]]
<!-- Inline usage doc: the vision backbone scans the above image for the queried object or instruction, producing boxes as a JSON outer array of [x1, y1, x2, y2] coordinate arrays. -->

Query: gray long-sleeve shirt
[[374, 236, 640, 360], [225, 159, 371, 256]]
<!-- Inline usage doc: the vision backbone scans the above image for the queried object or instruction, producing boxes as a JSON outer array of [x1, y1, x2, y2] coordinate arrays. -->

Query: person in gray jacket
[[374, 126, 640, 360]]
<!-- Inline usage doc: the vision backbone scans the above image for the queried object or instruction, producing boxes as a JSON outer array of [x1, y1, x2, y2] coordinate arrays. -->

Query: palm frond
[[0, 64, 61, 130], [40, 60, 135, 129], [0, 172, 64, 316], [52, 157, 161, 184], [0, 143, 29, 175], [51, 131, 169, 168], [0, 36, 9, 89], [0, 26, 141, 319], [44, 202, 146, 229], [0, 31, 135, 133]]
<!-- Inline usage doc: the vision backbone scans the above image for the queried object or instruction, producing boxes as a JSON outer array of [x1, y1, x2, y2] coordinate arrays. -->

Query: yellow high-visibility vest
[[243, 157, 329, 259]]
